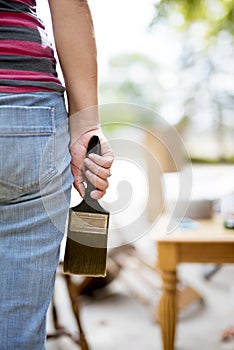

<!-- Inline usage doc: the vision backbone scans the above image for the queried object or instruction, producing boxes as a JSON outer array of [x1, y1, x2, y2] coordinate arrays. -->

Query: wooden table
[[153, 215, 234, 350]]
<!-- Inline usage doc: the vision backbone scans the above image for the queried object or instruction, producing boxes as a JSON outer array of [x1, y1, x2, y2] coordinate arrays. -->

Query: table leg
[[158, 269, 177, 350]]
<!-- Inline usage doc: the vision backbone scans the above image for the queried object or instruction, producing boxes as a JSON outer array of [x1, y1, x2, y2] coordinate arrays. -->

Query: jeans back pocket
[[0, 106, 56, 200]]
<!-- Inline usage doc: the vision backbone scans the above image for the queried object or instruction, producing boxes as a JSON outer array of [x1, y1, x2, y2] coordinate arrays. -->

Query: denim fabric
[[0, 92, 73, 349]]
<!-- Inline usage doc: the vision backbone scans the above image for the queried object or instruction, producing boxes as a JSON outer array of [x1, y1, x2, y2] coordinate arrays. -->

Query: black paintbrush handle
[[84, 135, 101, 200]]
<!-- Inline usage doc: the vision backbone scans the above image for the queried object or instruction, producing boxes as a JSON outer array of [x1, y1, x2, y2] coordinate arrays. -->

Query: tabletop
[[149, 215, 234, 243]]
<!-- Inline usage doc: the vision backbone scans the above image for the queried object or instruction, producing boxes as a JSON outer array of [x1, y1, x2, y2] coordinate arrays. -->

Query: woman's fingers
[[90, 189, 106, 200], [83, 157, 111, 179], [88, 153, 114, 169], [83, 151, 113, 199], [85, 169, 109, 191], [70, 152, 112, 199], [71, 163, 86, 197], [69, 129, 114, 199]]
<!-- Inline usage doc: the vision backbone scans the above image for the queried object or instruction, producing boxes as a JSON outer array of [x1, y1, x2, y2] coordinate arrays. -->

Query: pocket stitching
[[0, 106, 57, 192], [39, 107, 57, 187]]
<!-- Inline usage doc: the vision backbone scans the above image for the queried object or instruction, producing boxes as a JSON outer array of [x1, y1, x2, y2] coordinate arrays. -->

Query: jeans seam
[[0, 106, 57, 193]]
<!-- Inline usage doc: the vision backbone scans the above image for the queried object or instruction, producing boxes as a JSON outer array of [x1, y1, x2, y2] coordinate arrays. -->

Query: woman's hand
[[70, 128, 113, 200], [49, 0, 112, 199]]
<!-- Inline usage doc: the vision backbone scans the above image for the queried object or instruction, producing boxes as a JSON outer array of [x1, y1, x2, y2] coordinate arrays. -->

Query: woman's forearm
[[48, 0, 98, 116], [48, 0, 113, 199]]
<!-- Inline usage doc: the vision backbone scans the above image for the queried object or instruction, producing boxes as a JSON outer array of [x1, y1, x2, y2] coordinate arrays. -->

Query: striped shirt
[[0, 0, 64, 93]]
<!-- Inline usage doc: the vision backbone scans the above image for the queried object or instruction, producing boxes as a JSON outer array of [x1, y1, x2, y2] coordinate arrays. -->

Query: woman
[[0, 0, 113, 348]]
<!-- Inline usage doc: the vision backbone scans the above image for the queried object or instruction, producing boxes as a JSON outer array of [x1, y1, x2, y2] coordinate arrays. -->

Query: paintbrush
[[63, 135, 109, 277]]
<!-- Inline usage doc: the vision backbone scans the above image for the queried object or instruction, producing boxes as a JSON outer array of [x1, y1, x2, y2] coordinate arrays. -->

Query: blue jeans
[[0, 92, 73, 349]]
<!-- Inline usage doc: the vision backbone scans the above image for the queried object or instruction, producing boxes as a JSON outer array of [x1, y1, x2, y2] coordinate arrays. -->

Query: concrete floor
[[46, 164, 234, 350], [46, 250, 234, 350]]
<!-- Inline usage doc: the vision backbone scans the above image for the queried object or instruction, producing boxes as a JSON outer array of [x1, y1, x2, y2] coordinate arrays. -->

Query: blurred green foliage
[[150, 0, 234, 163], [99, 53, 163, 127], [100, 0, 234, 163], [151, 0, 234, 39]]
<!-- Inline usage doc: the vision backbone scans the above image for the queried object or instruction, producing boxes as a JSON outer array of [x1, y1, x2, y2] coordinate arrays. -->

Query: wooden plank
[[178, 242, 234, 263], [157, 242, 178, 270]]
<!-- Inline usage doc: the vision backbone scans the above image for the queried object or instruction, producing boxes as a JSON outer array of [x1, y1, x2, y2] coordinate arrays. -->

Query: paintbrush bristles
[[63, 135, 109, 277], [63, 238, 107, 277]]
